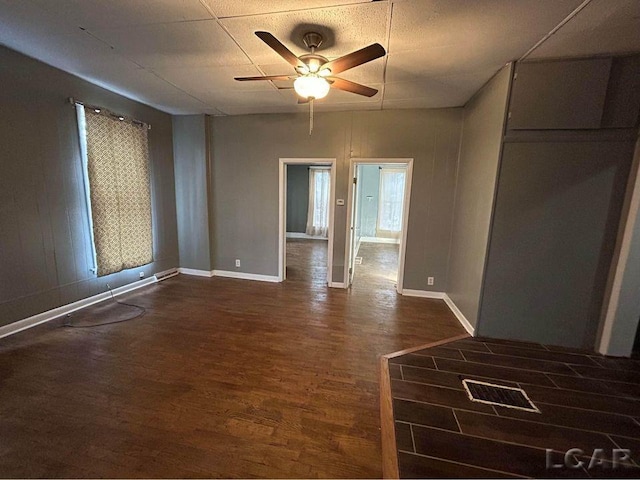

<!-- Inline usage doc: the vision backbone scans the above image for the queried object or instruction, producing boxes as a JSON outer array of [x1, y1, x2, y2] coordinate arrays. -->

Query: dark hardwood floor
[[388, 337, 640, 478], [0, 240, 463, 478]]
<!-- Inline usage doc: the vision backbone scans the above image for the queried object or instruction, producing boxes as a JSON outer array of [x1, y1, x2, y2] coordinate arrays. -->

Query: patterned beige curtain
[[84, 110, 153, 276]]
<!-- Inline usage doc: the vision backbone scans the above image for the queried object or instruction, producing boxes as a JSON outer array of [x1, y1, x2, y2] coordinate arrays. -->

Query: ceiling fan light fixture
[[294, 75, 330, 100]]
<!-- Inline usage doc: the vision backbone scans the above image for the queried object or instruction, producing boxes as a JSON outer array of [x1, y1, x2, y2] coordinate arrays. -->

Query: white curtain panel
[[378, 168, 406, 234], [306, 167, 330, 237]]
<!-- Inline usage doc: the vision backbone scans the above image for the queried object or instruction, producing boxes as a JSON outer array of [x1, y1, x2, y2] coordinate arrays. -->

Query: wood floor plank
[[522, 384, 640, 416], [389, 353, 437, 369], [411, 425, 588, 478], [391, 379, 495, 414], [397, 452, 519, 479], [461, 349, 578, 375], [393, 398, 459, 431], [394, 422, 414, 452], [486, 343, 601, 366], [389, 362, 402, 379], [570, 364, 640, 385], [412, 346, 466, 360], [434, 357, 558, 387], [455, 409, 618, 452], [496, 402, 640, 438], [400, 364, 521, 390]]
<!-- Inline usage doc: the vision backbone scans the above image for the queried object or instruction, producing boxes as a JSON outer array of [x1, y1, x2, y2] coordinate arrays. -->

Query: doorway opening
[[345, 158, 413, 293], [279, 158, 336, 286]]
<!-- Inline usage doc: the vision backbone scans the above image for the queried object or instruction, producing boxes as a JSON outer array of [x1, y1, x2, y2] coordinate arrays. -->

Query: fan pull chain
[[309, 98, 314, 135]]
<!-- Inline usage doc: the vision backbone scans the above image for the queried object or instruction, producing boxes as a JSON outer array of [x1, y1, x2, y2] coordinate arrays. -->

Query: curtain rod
[[68, 97, 151, 130]]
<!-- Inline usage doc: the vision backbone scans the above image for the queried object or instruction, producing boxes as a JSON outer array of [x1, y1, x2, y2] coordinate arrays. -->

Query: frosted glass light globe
[[294, 75, 330, 100]]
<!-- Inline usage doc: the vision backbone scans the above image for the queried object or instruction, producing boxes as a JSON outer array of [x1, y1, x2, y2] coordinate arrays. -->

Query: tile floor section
[[389, 336, 640, 478]]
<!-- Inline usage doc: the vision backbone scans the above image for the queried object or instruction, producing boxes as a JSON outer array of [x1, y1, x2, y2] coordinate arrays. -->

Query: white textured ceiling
[[0, 0, 638, 115]]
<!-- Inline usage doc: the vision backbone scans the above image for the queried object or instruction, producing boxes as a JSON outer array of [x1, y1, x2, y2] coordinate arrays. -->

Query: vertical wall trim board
[[445, 97, 467, 292], [476, 62, 516, 335], [205, 114, 216, 269], [597, 135, 640, 356]]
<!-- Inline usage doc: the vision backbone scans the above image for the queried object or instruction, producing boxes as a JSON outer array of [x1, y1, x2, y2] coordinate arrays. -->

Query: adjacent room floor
[[285, 238, 328, 288], [387, 336, 640, 478], [0, 255, 463, 477], [352, 242, 400, 292]]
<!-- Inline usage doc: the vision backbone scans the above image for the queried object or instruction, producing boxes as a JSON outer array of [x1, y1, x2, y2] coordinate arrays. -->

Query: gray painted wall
[[477, 55, 640, 350], [357, 165, 381, 238], [286, 165, 309, 233], [446, 65, 512, 329], [173, 115, 212, 271], [0, 46, 179, 327], [210, 108, 463, 288], [479, 141, 633, 348]]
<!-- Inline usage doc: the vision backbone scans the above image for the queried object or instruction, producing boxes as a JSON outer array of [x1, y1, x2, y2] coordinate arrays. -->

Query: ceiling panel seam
[[215, 1, 380, 20], [80, 26, 209, 106], [197, 0, 274, 93], [146, 70, 219, 112], [519, 0, 594, 61], [380, 0, 394, 109]]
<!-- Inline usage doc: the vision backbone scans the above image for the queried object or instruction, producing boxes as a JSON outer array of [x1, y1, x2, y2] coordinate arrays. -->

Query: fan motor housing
[[302, 32, 324, 50]]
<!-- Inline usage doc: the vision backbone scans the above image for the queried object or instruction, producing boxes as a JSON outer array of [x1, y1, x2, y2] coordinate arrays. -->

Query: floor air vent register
[[462, 379, 540, 413]]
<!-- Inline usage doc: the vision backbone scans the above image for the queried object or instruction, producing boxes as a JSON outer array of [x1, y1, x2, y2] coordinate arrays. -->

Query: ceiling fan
[[234, 31, 386, 103]]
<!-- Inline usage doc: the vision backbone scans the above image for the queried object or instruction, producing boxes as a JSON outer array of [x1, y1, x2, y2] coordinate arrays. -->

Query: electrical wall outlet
[[427, 277, 434, 286], [235, 259, 241, 268], [139, 272, 145, 279]]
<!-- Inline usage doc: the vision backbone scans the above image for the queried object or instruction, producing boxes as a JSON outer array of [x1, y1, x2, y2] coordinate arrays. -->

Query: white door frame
[[278, 158, 336, 286], [344, 158, 414, 293]]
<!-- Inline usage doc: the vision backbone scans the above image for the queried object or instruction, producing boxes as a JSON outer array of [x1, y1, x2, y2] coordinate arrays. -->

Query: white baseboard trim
[[155, 268, 179, 281], [178, 268, 281, 283], [178, 268, 214, 277], [329, 281, 347, 288], [212, 270, 280, 283], [400, 289, 475, 335], [286, 232, 328, 240], [443, 294, 475, 336], [361, 237, 400, 244], [402, 289, 446, 299], [0, 276, 158, 340]]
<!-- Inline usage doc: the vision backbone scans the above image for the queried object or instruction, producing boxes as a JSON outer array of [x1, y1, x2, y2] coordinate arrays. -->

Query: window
[[377, 168, 406, 236], [306, 167, 330, 237], [76, 105, 153, 277]]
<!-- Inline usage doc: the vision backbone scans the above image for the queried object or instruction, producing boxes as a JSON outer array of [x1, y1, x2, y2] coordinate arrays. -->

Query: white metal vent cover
[[462, 379, 540, 413]]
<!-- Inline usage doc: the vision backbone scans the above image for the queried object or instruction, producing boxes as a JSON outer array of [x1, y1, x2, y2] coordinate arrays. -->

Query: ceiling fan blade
[[328, 77, 378, 97], [234, 75, 295, 81], [255, 31, 302, 69], [321, 43, 386, 75]]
